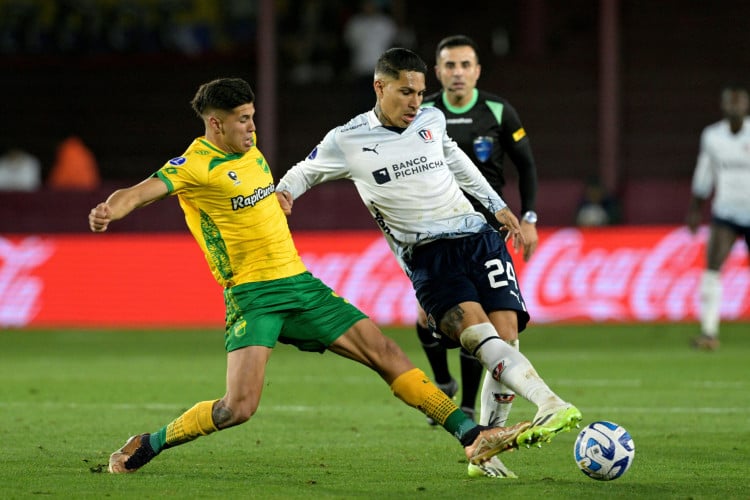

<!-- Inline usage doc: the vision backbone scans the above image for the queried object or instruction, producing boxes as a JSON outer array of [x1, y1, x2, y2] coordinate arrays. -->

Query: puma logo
[[362, 144, 379, 154]]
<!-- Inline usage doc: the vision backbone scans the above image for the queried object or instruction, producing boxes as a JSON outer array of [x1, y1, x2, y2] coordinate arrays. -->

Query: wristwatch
[[522, 211, 538, 224]]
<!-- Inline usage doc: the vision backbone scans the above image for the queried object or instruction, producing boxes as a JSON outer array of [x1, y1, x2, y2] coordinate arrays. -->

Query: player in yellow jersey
[[88, 77, 530, 475]]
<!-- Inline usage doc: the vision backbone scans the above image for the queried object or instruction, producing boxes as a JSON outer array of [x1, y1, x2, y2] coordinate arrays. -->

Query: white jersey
[[691, 117, 750, 225], [277, 107, 507, 268]]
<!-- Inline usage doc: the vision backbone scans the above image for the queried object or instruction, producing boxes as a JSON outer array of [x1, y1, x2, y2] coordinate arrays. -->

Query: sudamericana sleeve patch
[[512, 128, 526, 142]]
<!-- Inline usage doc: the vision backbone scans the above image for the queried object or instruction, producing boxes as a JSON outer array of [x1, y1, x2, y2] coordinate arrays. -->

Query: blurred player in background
[[277, 48, 581, 479], [89, 77, 532, 474], [686, 83, 750, 351], [419, 35, 540, 478]]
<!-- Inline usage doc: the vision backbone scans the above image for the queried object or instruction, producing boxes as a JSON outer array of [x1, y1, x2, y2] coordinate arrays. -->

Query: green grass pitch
[[2, 323, 748, 499]]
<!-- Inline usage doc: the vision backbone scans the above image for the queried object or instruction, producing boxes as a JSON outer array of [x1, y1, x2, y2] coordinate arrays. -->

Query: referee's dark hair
[[435, 35, 480, 63]]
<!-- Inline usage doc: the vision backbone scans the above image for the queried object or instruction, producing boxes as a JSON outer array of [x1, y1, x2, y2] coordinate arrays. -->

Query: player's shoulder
[[161, 139, 207, 169], [701, 120, 730, 140], [335, 111, 371, 135], [477, 89, 519, 114], [321, 112, 374, 153], [477, 89, 509, 104], [415, 106, 446, 126]]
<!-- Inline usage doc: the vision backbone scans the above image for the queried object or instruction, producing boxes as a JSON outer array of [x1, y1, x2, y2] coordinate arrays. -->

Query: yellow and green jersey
[[155, 134, 306, 287]]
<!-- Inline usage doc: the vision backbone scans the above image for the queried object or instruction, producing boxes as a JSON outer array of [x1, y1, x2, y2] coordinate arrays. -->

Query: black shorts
[[712, 215, 750, 252], [407, 230, 530, 343]]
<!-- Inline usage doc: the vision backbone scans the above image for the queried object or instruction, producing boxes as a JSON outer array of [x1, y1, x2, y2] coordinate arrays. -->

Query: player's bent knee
[[234, 401, 260, 424], [217, 398, 259, 427], [459, 322, 499, 355]]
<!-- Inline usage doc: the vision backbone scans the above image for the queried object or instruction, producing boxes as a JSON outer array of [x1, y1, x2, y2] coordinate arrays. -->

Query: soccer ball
[[573, 421, 635, 481]]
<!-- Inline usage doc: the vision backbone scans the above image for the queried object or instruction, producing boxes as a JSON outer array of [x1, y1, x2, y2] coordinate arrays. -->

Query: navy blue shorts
[[713, 215, 750, 251], [407, 230, 530, 339]]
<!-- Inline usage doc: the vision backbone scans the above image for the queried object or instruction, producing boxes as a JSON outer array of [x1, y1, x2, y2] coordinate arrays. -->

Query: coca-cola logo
[[5, 228, 748, 328], [0, 236, 54, 327], [523, 227, 750, 322]]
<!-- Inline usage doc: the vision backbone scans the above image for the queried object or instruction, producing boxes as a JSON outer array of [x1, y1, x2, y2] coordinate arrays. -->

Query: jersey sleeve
[[499, 102, 538, 213], [277, 128, 351, 199], [443, 131, 507, 214], [154, 154, 206, 194], [691, 129, 715, 199]]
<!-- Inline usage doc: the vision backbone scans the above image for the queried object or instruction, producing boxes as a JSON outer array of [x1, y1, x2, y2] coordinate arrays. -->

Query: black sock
[[416, 322, 451, 384], [459, 347, 483, 411], [459, 424, 484, 447], [124, 435, 157, 470]]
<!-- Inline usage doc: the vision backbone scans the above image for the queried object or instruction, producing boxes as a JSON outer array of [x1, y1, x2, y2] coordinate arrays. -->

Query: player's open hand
[[89, 203, 113, 232], [495, 207, 525, 252], [277, 190, 293, 215]]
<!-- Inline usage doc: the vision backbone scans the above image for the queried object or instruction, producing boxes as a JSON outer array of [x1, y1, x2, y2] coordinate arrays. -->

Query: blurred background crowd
[[1, 0, 748, 231], [0, 0, 256, 56]]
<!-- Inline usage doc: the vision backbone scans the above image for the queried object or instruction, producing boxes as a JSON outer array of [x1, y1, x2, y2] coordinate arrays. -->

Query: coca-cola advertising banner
[[1, 227, 748, 328]]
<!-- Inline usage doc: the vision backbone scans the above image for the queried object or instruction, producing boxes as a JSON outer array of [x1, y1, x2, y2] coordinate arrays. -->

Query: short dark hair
[[435, 35, 480, 63], [375, 48, 428, 80], [190, 78, 255, 118], [720, 82, 748, 95]]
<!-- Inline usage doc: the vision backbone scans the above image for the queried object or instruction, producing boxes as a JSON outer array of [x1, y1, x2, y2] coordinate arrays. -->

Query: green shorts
[[223, 271, 367, 353]]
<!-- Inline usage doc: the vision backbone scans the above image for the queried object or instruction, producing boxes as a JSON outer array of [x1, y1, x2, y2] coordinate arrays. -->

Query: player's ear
[[208, 114, 223, 134], [374, 79, 384, 98]]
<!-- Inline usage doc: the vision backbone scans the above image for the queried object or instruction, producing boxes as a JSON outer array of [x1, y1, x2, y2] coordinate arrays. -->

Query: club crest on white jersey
[[418, 129, 435, 142]]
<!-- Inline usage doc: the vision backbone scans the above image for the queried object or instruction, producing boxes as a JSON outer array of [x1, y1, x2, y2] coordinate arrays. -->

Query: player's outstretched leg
[[389, 366, 530, 470], [465, 421, 531, 465], [516, 403, 582, 448], [460, 323, 582, 449], [426, 378, 458, 425], [108, 434, 156, 473], [108, 399, 220, 474], [416, 319, 459, 425]]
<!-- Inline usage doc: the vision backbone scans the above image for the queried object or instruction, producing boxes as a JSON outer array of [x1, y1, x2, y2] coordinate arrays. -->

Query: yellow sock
[[165, 399, 220, 447], [391, 368, 459, 426]]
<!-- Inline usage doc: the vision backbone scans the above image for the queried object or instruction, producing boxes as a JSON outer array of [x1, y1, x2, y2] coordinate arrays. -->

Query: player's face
[[213, 103, 256, 154], [435, 45, 481, 102], [374, 70, 426, 128], [721, 89, 749, 121]]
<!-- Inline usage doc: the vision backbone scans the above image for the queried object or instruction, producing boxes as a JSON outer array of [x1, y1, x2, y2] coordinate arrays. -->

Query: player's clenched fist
[[89, 203, 113, 232]]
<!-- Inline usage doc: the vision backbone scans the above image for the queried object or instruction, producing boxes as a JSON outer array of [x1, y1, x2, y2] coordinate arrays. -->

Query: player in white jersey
[[277, 48, 581, 462], [686, 84, 750, 351]]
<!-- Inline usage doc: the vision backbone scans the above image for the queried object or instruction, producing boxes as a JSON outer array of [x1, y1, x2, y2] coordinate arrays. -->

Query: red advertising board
[[1, 227, 748, 328]]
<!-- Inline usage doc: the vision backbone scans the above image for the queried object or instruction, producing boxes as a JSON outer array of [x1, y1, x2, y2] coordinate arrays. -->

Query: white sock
[[700, 270, 721, 337], [461, 323, 564, 413], [478, 339, 518, 426]]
